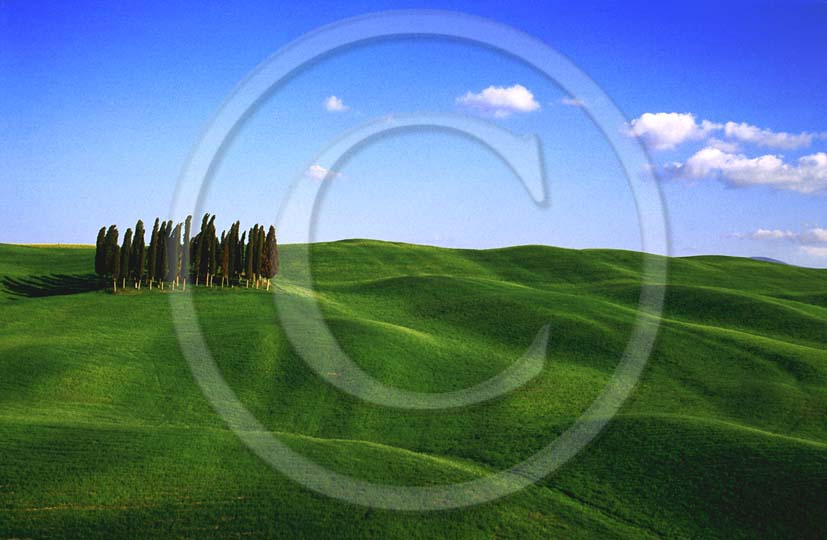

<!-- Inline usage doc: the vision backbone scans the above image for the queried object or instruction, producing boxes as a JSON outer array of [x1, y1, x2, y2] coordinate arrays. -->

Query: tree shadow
[[1, 273, 105, 298]]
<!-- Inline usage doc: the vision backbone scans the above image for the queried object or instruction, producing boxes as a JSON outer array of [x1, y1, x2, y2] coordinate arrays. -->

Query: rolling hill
[[1, 240, 825, 539]]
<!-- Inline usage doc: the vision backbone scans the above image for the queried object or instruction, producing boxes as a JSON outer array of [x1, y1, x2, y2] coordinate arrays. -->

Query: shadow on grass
[[1, 273, 104, 298]]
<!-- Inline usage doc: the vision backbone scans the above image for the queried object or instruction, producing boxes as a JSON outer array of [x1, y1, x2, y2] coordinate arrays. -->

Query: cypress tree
[[132, 220, 146, 288], [165, 222, 181, 285], [220, 233, 229, 287], [233, 221, 242, 283], [245, 228, 254, 286], [158, 221, 168, 287], [95, 227, 106, 277], [226, 222, 237, 284], [120, 228, 133, 289], [112, 245, 121, 292], [182, 215, 192, 287], [103, 225, 119, 276], [209, 235, 217, 286], [192, 231, 201, 286], [239, 230, 246, 276], [207, 215, 217, 286], [148, 218, 160, 288], [250, 225, 259, 283], [257, 226, 266, 287], [175, 222, 183, 286], [263, 225, 279, 289], [198, 214, 212, 285]]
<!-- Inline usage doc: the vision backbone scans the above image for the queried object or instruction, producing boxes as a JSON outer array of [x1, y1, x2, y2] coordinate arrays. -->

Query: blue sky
[[2, 0, 826, 266]]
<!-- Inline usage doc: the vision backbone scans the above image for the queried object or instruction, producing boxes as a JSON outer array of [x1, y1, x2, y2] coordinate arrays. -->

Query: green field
[[1, 240, 825, 539]]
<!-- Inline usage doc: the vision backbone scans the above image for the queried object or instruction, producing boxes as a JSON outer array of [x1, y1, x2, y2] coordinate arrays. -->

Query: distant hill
[[751, 256, 788, 265], [1, 240, 825, 539]]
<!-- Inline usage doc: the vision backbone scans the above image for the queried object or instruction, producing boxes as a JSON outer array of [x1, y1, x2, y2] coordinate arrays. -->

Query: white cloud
[[799, 227, 827, 244], [627, 112, 824, 152], [305, 164, 340, 181], [323, 95, 349, 112], [801, 246, 827, 257], [707, 137, 741, 153], [736, 226, 827, 244], [627, 112, 720, 151], [750, 228, 797, 240], [456, 84, 540, 117], [669, 147, 827, 194], [723, 121, 817, 150], [559, 97, 585, 107]]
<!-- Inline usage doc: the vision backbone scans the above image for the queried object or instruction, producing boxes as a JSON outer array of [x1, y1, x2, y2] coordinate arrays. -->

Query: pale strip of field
[[10, 243, 94, 248]]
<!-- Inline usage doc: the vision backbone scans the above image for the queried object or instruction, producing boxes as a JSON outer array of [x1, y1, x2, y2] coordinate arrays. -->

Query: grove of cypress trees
[[94, 214, 278, 293]]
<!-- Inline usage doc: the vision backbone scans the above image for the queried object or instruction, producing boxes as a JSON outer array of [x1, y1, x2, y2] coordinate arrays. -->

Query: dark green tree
[[103, 225, 119, 276], [253, 225, 262, 284], [256, 226, 266, 286], [226, 222, 238, 284], [182, 215, 192, 287], [166, 222, 182, 285], [120, 228, 133, 289], [207, 215, 217, 286], [112, 245, 121, 292], [245, 228, 254, 286], [192, 234, 202, 286], [157, 221, 168, 288], [263, 225, 279, 289], [220, 232, 229, 286], [95, 227, 106, 277], [132, 220, 146, 288], [198, 214, 212, 285], [148, 218, 160, 288]]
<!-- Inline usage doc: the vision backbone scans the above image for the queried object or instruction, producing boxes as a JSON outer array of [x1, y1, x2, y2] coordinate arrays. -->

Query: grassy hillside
[[1, 240, 825, 539]]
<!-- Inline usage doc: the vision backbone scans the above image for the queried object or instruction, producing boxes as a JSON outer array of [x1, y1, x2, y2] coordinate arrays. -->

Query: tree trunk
[[183, 278, 186, 291], [113, 279, 117, 293]]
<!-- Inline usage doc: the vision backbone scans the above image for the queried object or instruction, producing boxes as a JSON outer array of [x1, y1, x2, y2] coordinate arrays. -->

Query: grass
[[0, 240, 825, 538]]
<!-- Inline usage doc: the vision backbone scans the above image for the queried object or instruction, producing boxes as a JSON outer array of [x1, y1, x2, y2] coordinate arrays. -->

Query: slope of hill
[[1, 241, 825, 539]]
